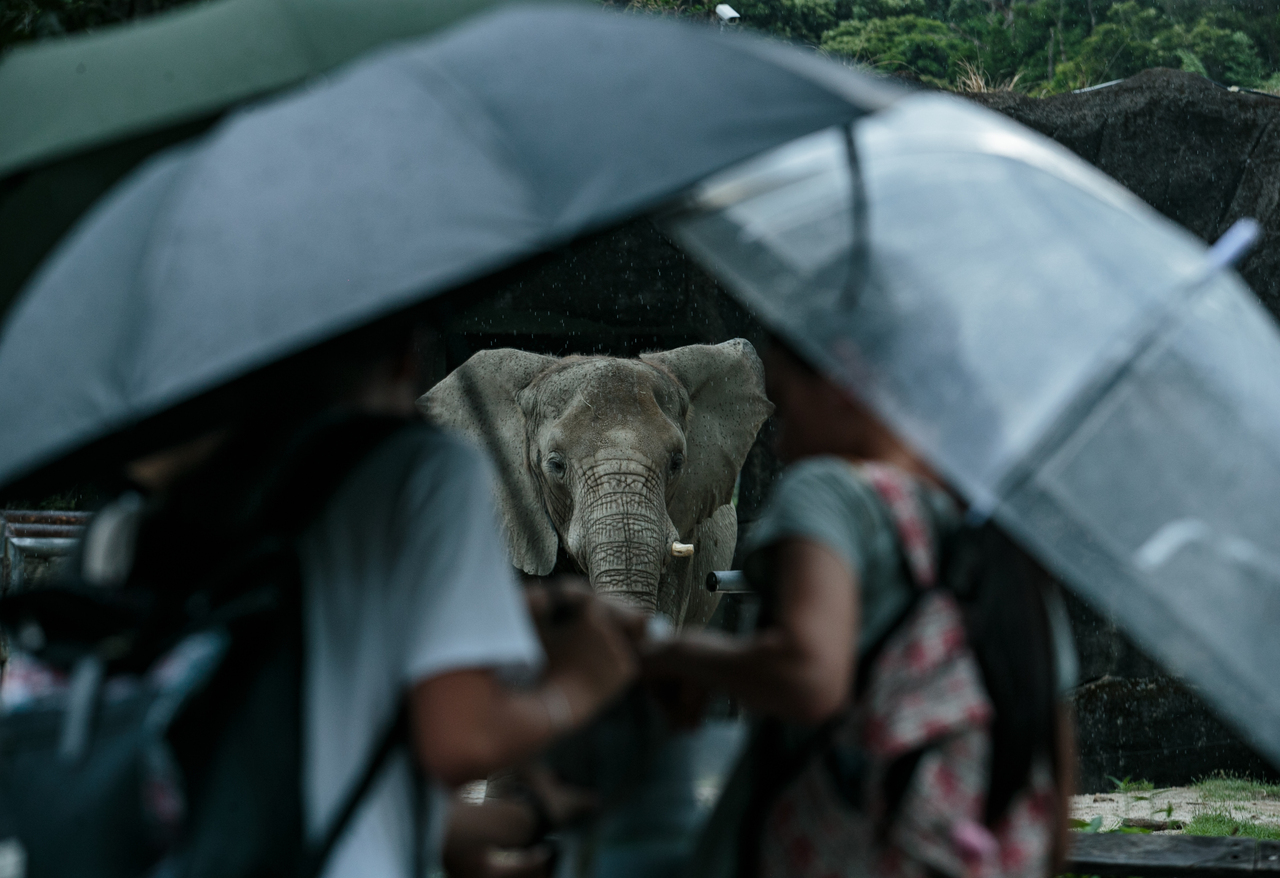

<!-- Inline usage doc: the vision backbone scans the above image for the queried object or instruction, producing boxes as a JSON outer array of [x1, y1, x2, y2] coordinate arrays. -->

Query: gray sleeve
[[394, 432, 545, 684], [742, 457, 918, 651], [743, 456, 884, 582]]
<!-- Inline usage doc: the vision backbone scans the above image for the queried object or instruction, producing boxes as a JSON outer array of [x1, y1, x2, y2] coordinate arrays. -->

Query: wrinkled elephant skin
[[420, 339, 773, 627]]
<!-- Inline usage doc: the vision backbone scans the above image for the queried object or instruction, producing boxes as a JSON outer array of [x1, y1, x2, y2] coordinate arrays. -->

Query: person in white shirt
[[127, 326, 640, 878]]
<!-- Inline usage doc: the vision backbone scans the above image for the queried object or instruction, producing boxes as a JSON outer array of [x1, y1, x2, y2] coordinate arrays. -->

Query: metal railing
[[0, 510, 88, 594]]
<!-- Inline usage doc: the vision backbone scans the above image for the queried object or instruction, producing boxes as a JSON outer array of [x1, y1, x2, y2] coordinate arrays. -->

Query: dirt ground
[[1071, 786, 1280, 834]]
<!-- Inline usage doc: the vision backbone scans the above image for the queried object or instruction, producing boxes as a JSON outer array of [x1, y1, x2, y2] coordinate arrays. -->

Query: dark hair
[[944, 523, 1067, 827], [127, 317, 420, 612], [765, 333, 821, 378]]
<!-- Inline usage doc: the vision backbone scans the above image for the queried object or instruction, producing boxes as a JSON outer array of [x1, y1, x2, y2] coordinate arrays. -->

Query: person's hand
[[594, 594, 649, 649], [443, 790, 554, 878], [482, 847, 555, 878], [443, 839, 553, 878], [531, 580, 639, 723], [640, 634, 712, 730], [524, 578, 647, 652]]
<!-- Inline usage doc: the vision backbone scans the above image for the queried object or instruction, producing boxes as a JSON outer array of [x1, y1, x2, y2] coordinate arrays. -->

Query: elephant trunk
[[569, 455, 676, 613]]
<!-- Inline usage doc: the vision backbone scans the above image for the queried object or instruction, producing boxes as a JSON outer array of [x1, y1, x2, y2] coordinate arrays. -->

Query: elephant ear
[[641, 339, 774, 538], [418, 349, 559, 576]]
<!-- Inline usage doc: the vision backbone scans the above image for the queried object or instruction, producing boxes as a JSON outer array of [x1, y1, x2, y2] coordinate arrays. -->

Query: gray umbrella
[[0, 0, 513, 322], [665, 93, 1280, 766], [0, 3, 894, 491]]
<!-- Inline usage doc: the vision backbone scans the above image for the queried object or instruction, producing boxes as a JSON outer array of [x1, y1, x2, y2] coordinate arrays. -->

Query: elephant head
[[419, 339, 772, 624]]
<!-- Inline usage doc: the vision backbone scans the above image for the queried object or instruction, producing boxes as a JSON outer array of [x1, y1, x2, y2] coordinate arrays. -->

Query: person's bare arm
[[643, 537, 858, 724], [412, 671, 567, 787], [412, 589, 638, 787]]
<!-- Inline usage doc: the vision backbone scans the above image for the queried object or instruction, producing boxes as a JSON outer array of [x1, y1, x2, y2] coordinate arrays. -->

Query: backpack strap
[[272, 415, 425, 878], [255, 412, 416, 542], [167, 414, 423, 878], [848, 462, 937, 700], [297, 701, 411, 878], [849, 463, 948, 832], [855, 462, 936, 589]]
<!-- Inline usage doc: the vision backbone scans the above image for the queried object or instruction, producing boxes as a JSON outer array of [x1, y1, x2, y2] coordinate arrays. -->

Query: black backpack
[[0, 413, 418, 878]]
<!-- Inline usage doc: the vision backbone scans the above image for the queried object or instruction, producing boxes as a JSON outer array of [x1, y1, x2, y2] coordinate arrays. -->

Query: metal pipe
[[705, 570, 752, 593], [9, 536, 79, 557]]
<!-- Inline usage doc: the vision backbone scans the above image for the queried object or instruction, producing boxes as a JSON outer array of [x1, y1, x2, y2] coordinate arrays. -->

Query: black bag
[[0, 414, 418, 878]]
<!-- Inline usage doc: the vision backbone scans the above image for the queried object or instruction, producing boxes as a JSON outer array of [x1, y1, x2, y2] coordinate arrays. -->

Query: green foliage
[[1182, 774, 1280, 840], [1183, 18, 1265, 85], [822, 14, 977, 83], [847, 0, 929, 20], [1068, 815, 1104, 833], [1052, 2, 1266, 89], [733, 0, 840, 43], [1184, 811, 1280, 840], [1065, 2, 1171, 83], [733, 0, 1280, 95], [1107, 774, 1155, 793], [1194, 772, 1280, 801]]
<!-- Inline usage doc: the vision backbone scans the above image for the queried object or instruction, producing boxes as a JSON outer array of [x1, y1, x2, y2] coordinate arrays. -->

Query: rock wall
[[972, 68, 1280, 790], [1064, 591, 1280, 791], [971, 68, 1280, 318]]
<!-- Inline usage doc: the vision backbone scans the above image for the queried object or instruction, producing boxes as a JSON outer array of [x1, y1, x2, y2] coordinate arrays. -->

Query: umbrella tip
[[1207, 218, 1260, 272]]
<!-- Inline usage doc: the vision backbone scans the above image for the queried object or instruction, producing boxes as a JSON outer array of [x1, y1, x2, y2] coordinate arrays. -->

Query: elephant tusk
[[671, 541, 695, 558]]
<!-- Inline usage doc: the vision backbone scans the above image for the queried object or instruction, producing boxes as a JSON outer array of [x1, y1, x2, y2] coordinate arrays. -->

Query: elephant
[[419, 339, 773, 627]]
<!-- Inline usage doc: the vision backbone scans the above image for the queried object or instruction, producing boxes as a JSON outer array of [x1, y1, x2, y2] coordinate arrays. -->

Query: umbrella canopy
[[0, 0, 510, 320], [666, 93, 1280, 766], [0, 3, 894, 492]]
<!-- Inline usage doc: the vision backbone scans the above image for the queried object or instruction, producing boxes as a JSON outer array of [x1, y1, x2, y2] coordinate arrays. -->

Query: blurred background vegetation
[[3, 0, 1279, 95], [636, 0, 1280, 94]]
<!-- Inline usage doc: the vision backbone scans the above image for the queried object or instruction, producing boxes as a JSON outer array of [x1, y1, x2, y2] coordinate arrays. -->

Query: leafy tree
[[1182, 17, 1265, 86], [818, 0, 1273, 93], [822, 14, 978, 83], [734, 0, 841, 43], [1063, 1, 1174, 84], [847, 0, 929, 19], [1049, 2, 1266, 89]]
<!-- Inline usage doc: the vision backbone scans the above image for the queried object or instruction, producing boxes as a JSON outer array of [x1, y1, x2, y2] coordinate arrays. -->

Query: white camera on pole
[[715, 4, 740, 23]]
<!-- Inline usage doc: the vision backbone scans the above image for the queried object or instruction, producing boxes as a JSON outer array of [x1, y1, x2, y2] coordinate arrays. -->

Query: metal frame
[[0, 510, 88, 593]]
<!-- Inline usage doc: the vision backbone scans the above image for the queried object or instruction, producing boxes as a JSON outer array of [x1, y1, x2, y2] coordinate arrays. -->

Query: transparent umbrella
[[665, 92, 1280, 767]]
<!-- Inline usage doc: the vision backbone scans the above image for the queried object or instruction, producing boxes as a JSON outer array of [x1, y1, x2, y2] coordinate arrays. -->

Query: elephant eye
[[669, 452, 685, 476], [546, 453, 567, 479]]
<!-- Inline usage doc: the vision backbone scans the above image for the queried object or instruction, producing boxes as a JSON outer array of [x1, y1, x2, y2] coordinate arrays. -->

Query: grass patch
[[1184, 811, 1280, 840], [1108, 775, 1155, 793], [1194, 772, 1280, 802]]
